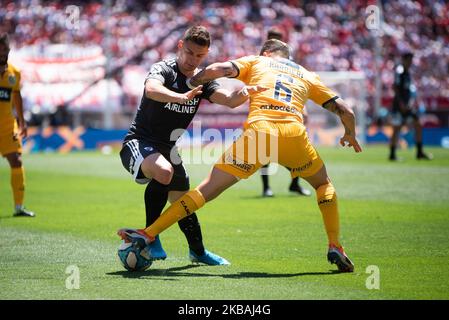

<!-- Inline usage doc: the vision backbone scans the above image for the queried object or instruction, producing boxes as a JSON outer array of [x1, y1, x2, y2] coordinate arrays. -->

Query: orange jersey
[[230, 55, 337, 124], [0, 63, 21, 135]]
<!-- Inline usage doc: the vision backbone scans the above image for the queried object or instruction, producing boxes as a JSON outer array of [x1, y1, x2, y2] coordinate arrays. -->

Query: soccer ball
[[117, 241, 152, 271]]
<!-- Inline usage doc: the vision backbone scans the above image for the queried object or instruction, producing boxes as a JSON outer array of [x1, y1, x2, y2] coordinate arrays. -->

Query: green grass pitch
[[1, 145, 449, 299]]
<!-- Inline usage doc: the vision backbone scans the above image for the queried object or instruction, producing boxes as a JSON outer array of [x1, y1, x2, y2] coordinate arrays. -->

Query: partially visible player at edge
[[0, 33, 35, 217], [119, 39, 362, 272]]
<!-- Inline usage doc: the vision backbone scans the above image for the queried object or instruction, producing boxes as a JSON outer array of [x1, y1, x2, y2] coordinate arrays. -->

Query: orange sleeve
[[229, 55, 257, 84], [308, 73, 338, 106]]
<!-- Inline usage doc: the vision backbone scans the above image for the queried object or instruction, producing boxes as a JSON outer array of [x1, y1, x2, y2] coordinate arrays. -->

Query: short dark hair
[[267, 28, 283, 41], [402, 52, 414, 60], [0, 33, 10, 48], [183, 26, 211, 47], [259, 39, 290, 58]]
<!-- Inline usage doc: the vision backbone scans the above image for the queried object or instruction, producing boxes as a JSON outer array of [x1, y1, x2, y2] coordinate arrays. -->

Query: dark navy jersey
[[124, 58, 219, 146], [393, 64, 413, 112]]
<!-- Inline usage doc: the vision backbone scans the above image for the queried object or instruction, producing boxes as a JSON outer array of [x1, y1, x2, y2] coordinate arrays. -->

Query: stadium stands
[[1, 0, 448, 117]]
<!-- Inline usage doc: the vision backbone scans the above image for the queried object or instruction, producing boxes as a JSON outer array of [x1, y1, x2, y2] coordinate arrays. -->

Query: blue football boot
[[189, 249, 230, 266], [147, 235, 167, 260]]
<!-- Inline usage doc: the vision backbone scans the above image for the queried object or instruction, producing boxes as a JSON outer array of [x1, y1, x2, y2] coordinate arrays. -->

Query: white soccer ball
[[117, 241, 152, 271]]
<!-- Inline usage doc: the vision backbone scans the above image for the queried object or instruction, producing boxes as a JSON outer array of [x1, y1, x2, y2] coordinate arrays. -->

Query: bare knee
[[154, 166, 174, 185], [198, 167, 239, 202], [303, 165, 331, 190], [140, 153, 174, 185]]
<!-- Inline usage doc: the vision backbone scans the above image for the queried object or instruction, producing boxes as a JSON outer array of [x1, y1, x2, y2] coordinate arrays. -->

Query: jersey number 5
[[274, 74, 293, 103]]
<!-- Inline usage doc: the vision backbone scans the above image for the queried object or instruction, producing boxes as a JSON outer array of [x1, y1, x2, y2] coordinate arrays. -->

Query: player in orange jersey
[[0, 33, 35, 217], [260, 28, 311, 197]]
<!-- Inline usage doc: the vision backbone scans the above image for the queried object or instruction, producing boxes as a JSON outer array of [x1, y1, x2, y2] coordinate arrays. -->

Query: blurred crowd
[[1, 0, 448, 107]]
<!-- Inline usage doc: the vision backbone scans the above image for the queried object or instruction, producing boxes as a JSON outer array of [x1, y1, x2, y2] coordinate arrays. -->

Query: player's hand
[[340, 134, 362, 153], [245, 85, 269, 95], [19, 122, 28, 139], [176, 85, 203, 104]]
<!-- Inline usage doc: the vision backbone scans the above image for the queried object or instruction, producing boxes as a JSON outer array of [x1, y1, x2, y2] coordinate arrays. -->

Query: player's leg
[[140, 153, 174, 185], [145, 180, 169, 227], [147, 166, 239, 238], [118, 127, 263, 245], [389, 112, 402, 161], [121, 140, 172, 233], [197, 166, 240, 202], [4, 151, 34, 217], [166, 149, 228, 264], [278, 125, 341, 246], [279, 123, 353, 272], [296, 163, 354, 272], [2, 126, 34, 218], [169, 190, 204, 254], [145, 123, 270, 233], [118, 166, 240, 247], [143, 180, 169, 260], [300, 166, 353, 272], [166, 159, 207, 257], [413, 115, 432, 160], [119, 139, 174, 185], [389, 125, 402, 161], [167, 155, 228, 264], [260, 164, 273, 197], [301, 165, 339, 246], [119, 139, 174, 258], [281, 163, 311, 196], [169, 190, 230, 265], [286, 168, 311, 196]]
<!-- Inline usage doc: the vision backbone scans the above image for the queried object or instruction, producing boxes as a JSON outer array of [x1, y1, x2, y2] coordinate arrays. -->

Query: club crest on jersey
[[8, 75, 16, 86]]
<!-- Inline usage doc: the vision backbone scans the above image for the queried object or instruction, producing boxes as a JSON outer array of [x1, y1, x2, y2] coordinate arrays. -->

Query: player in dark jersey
[[120, 26, 267, 265], [389, 52, 432, 161]]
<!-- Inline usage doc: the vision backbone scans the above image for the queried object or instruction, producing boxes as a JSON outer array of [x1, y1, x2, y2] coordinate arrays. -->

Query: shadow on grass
[[106, 264, 342, 280], [0, 215, 16, 220], [239, 194, 313, 200]]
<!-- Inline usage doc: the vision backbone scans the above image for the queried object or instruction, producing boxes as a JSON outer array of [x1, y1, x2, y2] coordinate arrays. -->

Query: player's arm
[[12, 90, 27, 138], [209, 86, 269, 108], [187, 62, 238, 88], [145, 78, 203, 104], [323, 97, 362, 153]]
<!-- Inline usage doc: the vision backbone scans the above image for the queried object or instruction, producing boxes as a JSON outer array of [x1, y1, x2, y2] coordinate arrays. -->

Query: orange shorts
[[0, 121, 23, 156], [214, 120, 323, 179]]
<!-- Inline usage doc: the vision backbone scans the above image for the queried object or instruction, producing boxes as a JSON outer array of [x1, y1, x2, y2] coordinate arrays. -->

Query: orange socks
[[11, 167, 25, 208], [316, 183, 340, 247], [144, 188, 206, 238]]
